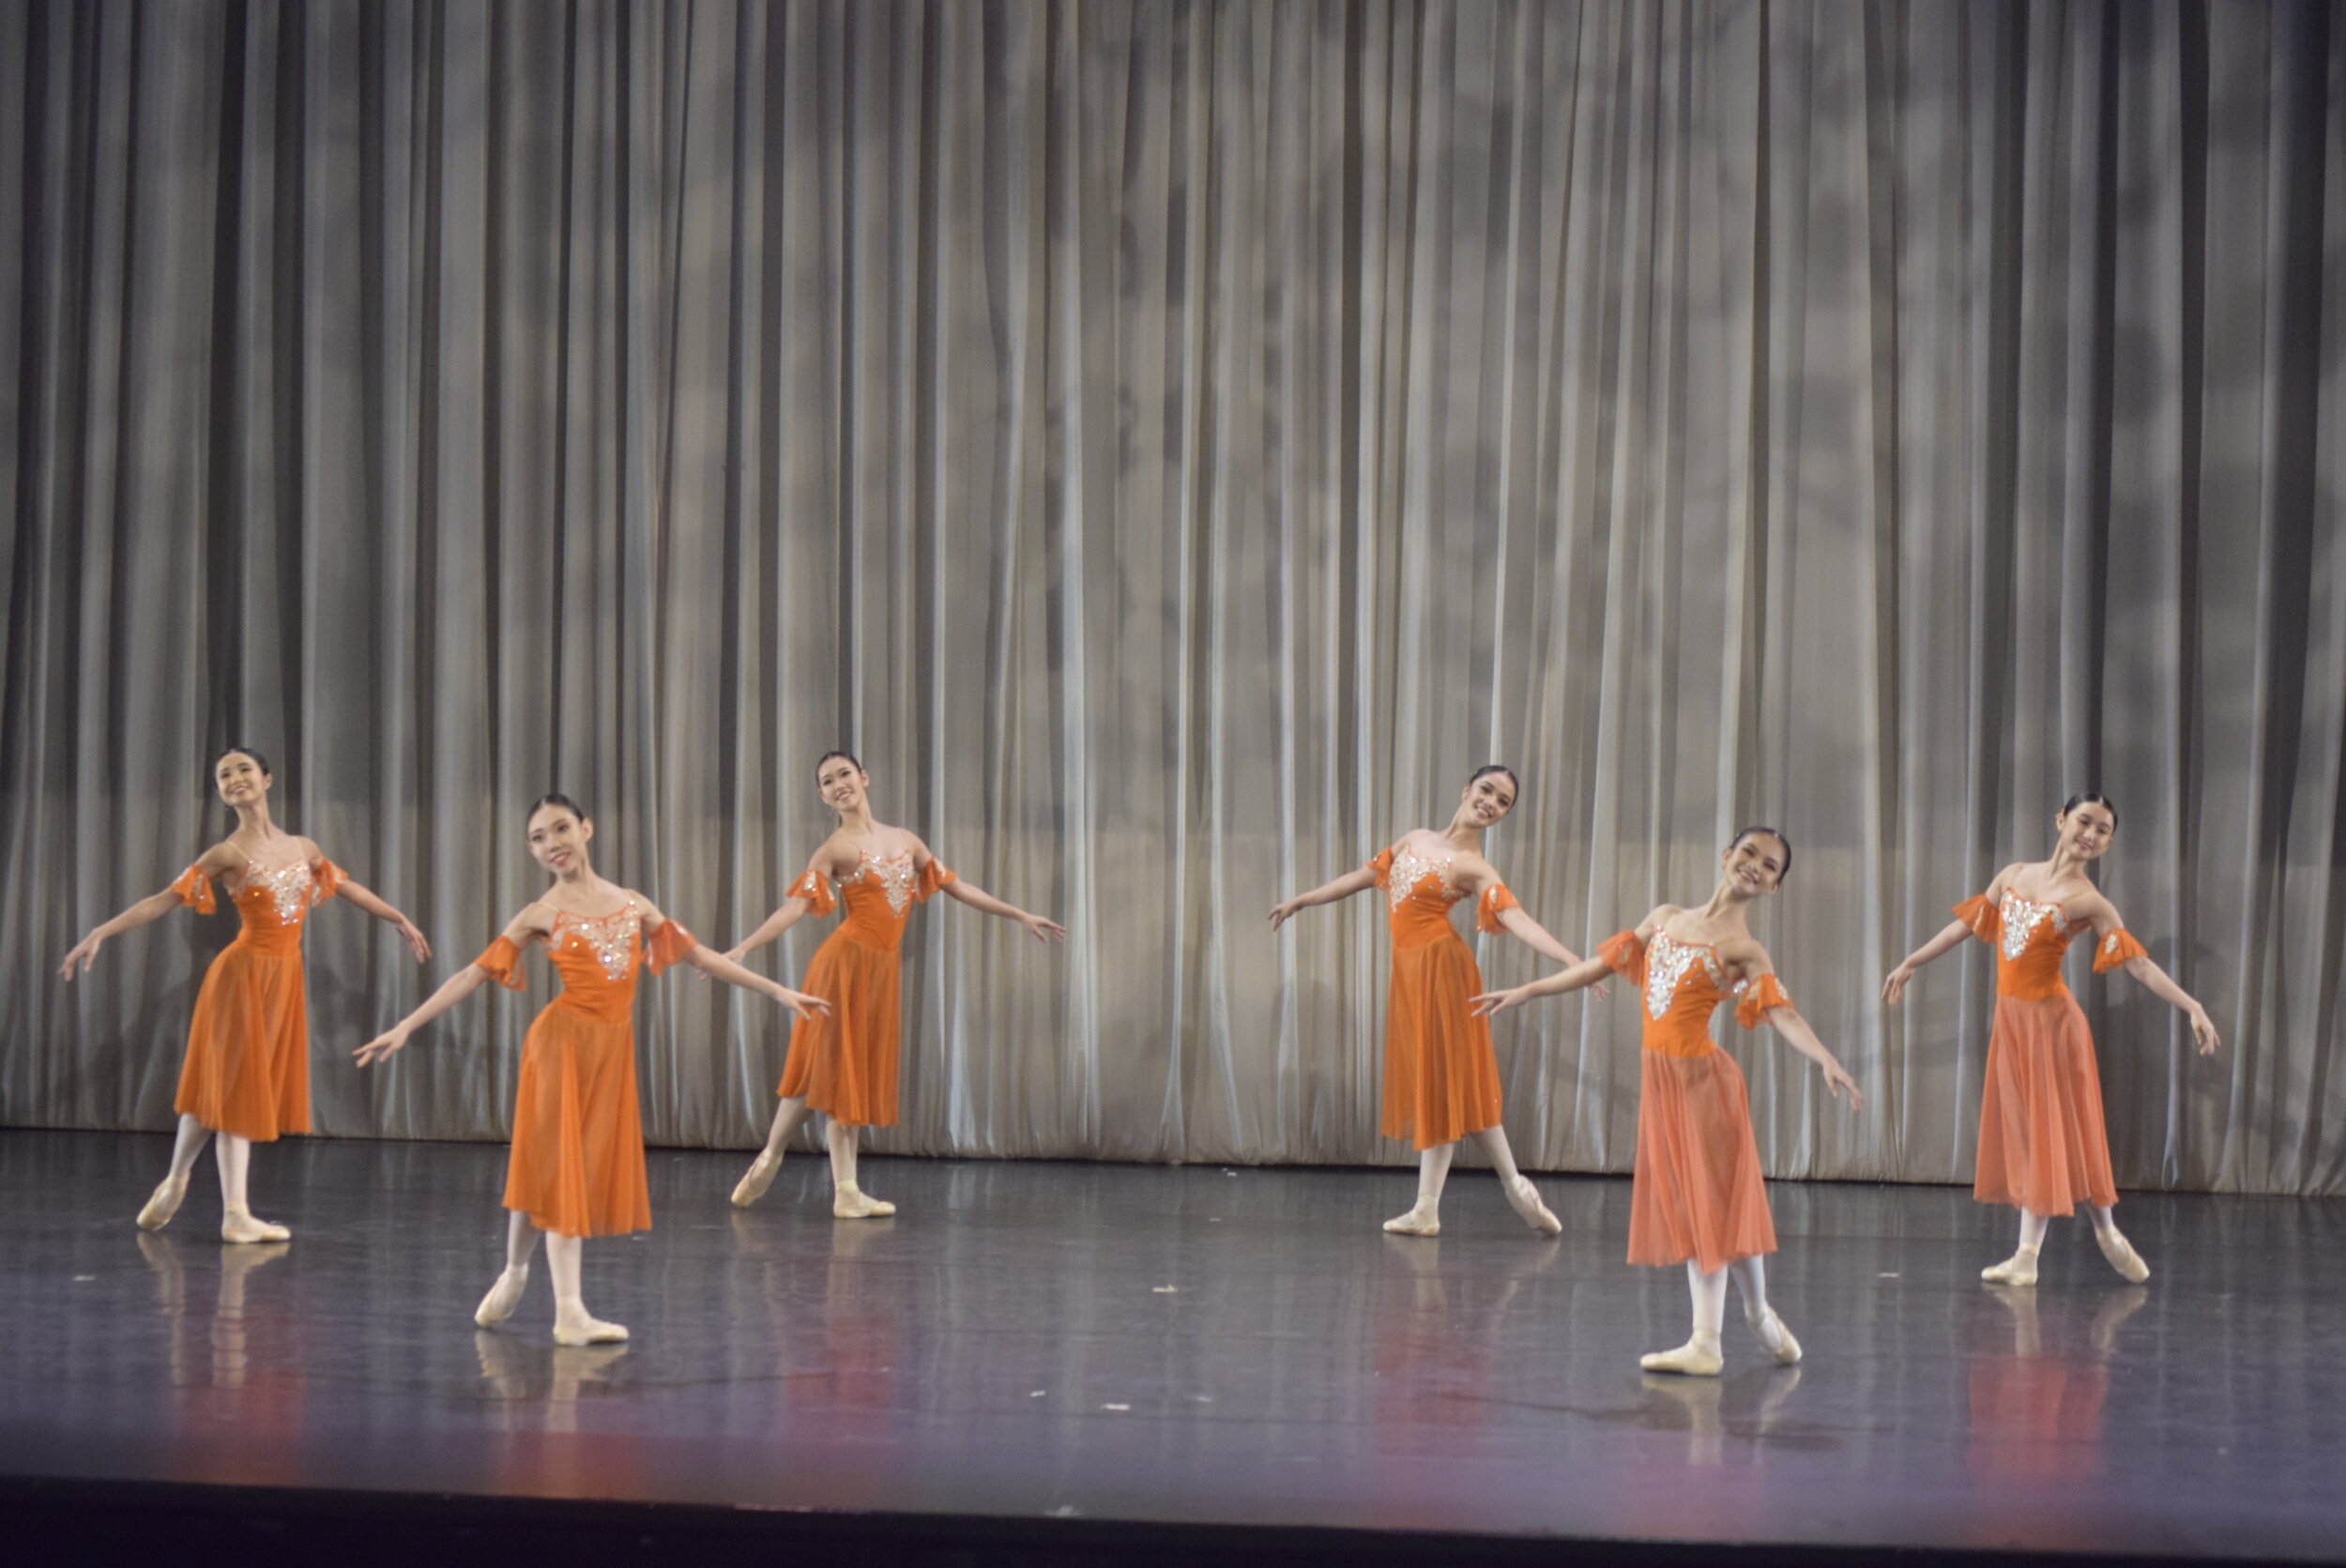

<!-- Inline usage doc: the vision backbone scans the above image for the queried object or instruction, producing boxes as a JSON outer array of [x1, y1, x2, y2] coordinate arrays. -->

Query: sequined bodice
[[1989, 891, 2087, 1000], [845, 852, 919, 920], [1638, 931, 1746, 1056], [235, 859, 317, 928], [1383, 846, 1464, 913], [548, 902, 645, 992]]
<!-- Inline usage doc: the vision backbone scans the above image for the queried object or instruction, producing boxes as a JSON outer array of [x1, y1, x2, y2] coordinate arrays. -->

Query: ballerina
[[1270, 764, 1596, 1237], [355, 793, 828, 1345], [727, 752, 1065, 1218], [59, 746, 430, 1242], [1473, 828, 1861, 1375], [1881, 792, 2219, 1286]]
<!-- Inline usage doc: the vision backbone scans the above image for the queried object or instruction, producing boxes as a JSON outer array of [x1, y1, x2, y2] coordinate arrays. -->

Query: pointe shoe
[[832, 1184, 896, 1220], [1639, 1335, 1725, 1377], [552, 1314, 630, 1347], [475, 1266, 529, 1327], [2095, 1227, 2150, 1284], [1981, 1249, 2039, 1286], [1381, 1206, 1440, 1238], [731, 1149, 782, 1209], [1503, 1177, 1563, 1236], [221, 1207, 292, 1244], [1747, 1307, 1803, 1364], [137, 1173, 190, 1231]]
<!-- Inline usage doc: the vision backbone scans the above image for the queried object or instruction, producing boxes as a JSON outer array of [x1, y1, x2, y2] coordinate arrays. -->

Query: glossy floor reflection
[[1, 1128, 2341, 1560]]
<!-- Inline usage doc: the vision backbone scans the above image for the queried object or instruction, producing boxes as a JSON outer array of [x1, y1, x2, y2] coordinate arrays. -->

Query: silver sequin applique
[[1997, 893, 2074, 962], [245, 860, 315, 924], [1645, 933, 1728, 1020], [849, 853, 918, 918], [1383, 846, 1460, 911], [556, 904, 639, 982]]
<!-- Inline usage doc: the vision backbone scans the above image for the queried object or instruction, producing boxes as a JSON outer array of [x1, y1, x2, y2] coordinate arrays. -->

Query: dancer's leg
[[1730, 1256, 1802, 1362], [1470, 1127, 1561, 1235], [1983, 1209, 2049, 1285], [1642, 1261, 1728, 1375], [138, 1115, 212, 1230], [1384, 1143, 1453, 1236], [546, 1232, 627, 1346], [732, 1095, 815, 1207], [829, 1118, 894, 1219], [476, 1210, 541, 1327], [215, 1133, 290, 1243], [2087, 1203, 2150, 1283]]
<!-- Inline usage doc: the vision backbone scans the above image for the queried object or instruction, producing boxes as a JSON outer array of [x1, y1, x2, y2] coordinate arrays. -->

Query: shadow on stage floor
[[2, 1129, 2339, 1567]]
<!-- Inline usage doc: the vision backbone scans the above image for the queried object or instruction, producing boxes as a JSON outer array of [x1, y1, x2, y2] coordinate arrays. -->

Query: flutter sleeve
[[169, 864, 216, 915], [1735, 973, 1794, 1029], [474, 936, 528, 991], [786, 867, 836, 918], [646, 919, 698, 975], [1475, 882, 1519, 935], [308, 858, 347, 907], [1954, 894, 2001, 944], [914, 859, 957, 903], [1365, 847, 1395, 889], [2093, 928, 2148, 972], [1597, 929, 1647, 987]]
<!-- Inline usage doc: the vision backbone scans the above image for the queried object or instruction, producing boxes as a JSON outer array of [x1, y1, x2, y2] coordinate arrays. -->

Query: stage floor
[[1, 1128, 2341, 1562]]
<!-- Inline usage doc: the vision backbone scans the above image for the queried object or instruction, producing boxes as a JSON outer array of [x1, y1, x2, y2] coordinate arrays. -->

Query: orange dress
[[1366, 844, 1519, 1150], [1600, 929, 1790, 1273], [476, 902, 697, 1239], [169, 855, 346, 1142], [775, 851, 956, 1128], [1957, 891, 2146, 1216]]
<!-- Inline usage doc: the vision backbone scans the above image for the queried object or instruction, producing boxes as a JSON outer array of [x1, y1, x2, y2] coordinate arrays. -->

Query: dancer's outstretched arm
[[1468, 952, 1613, 1017], [725, 892, 817, 962], [1269, 866, 1378, 931], [355, 905, 555, 1066], [58, 844, 241, 979], [636, 894, 833, 1015], [928, 843, 1064, 942], [1750, 999, 1865, 1108], [1883, 863, 2019, 1004], [309, 841, 432, 962], [2079, 893, 2220, 1054]]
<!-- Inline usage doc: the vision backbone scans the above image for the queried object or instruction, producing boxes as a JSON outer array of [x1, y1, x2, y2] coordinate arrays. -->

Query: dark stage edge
[[3, 1132, 2342, 1567]]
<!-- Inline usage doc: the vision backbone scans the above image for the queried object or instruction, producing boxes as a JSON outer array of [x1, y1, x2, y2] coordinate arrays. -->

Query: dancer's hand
[[2188, 1005, 2221, 1056], [396, 918, 433, 963], [1820, 1058, 1865, 1111], [58, 932, 103, 980], [1021, 912, 1067, 944], [355, 1028, 411, 1068], [1268, 899, 1302, 932], [777, 988, 831, 1022], [1468, 986, 1526, 1019], [1881, 963, 1916, 1006]]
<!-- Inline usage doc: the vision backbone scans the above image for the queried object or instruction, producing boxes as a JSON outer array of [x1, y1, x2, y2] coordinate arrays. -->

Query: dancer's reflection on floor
[[476, 1332, 631, 1430], [1370, 1233, 1562, 1459], [1633, 1364, 1806, 1466], [1967, 1283, 2148, 1480], [137, 1230, 290, 1391]]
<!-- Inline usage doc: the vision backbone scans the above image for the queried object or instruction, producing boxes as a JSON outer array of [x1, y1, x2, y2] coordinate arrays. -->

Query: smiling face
[[526, 802, 593, 877], [2056, 799, 2117, 862], [816, 755, 870, 817], [214, 751, 271, 809], [1458, 769, 1517, 830], [1722, 830, 1788, 897]]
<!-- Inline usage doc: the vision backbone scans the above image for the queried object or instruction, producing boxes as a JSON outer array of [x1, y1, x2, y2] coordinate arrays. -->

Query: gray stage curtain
[[2, 0, 2340, 1195]]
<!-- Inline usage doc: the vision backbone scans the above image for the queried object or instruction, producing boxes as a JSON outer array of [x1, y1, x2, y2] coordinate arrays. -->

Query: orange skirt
[[1628, 1047, 1776, 1272], [1974, 993, 2119, 1215], [1381, 933, 1505, 1150], [777, 933, 902, 1128], [503, 1000, 650, 1238], [175, 943, 311, 1142]]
